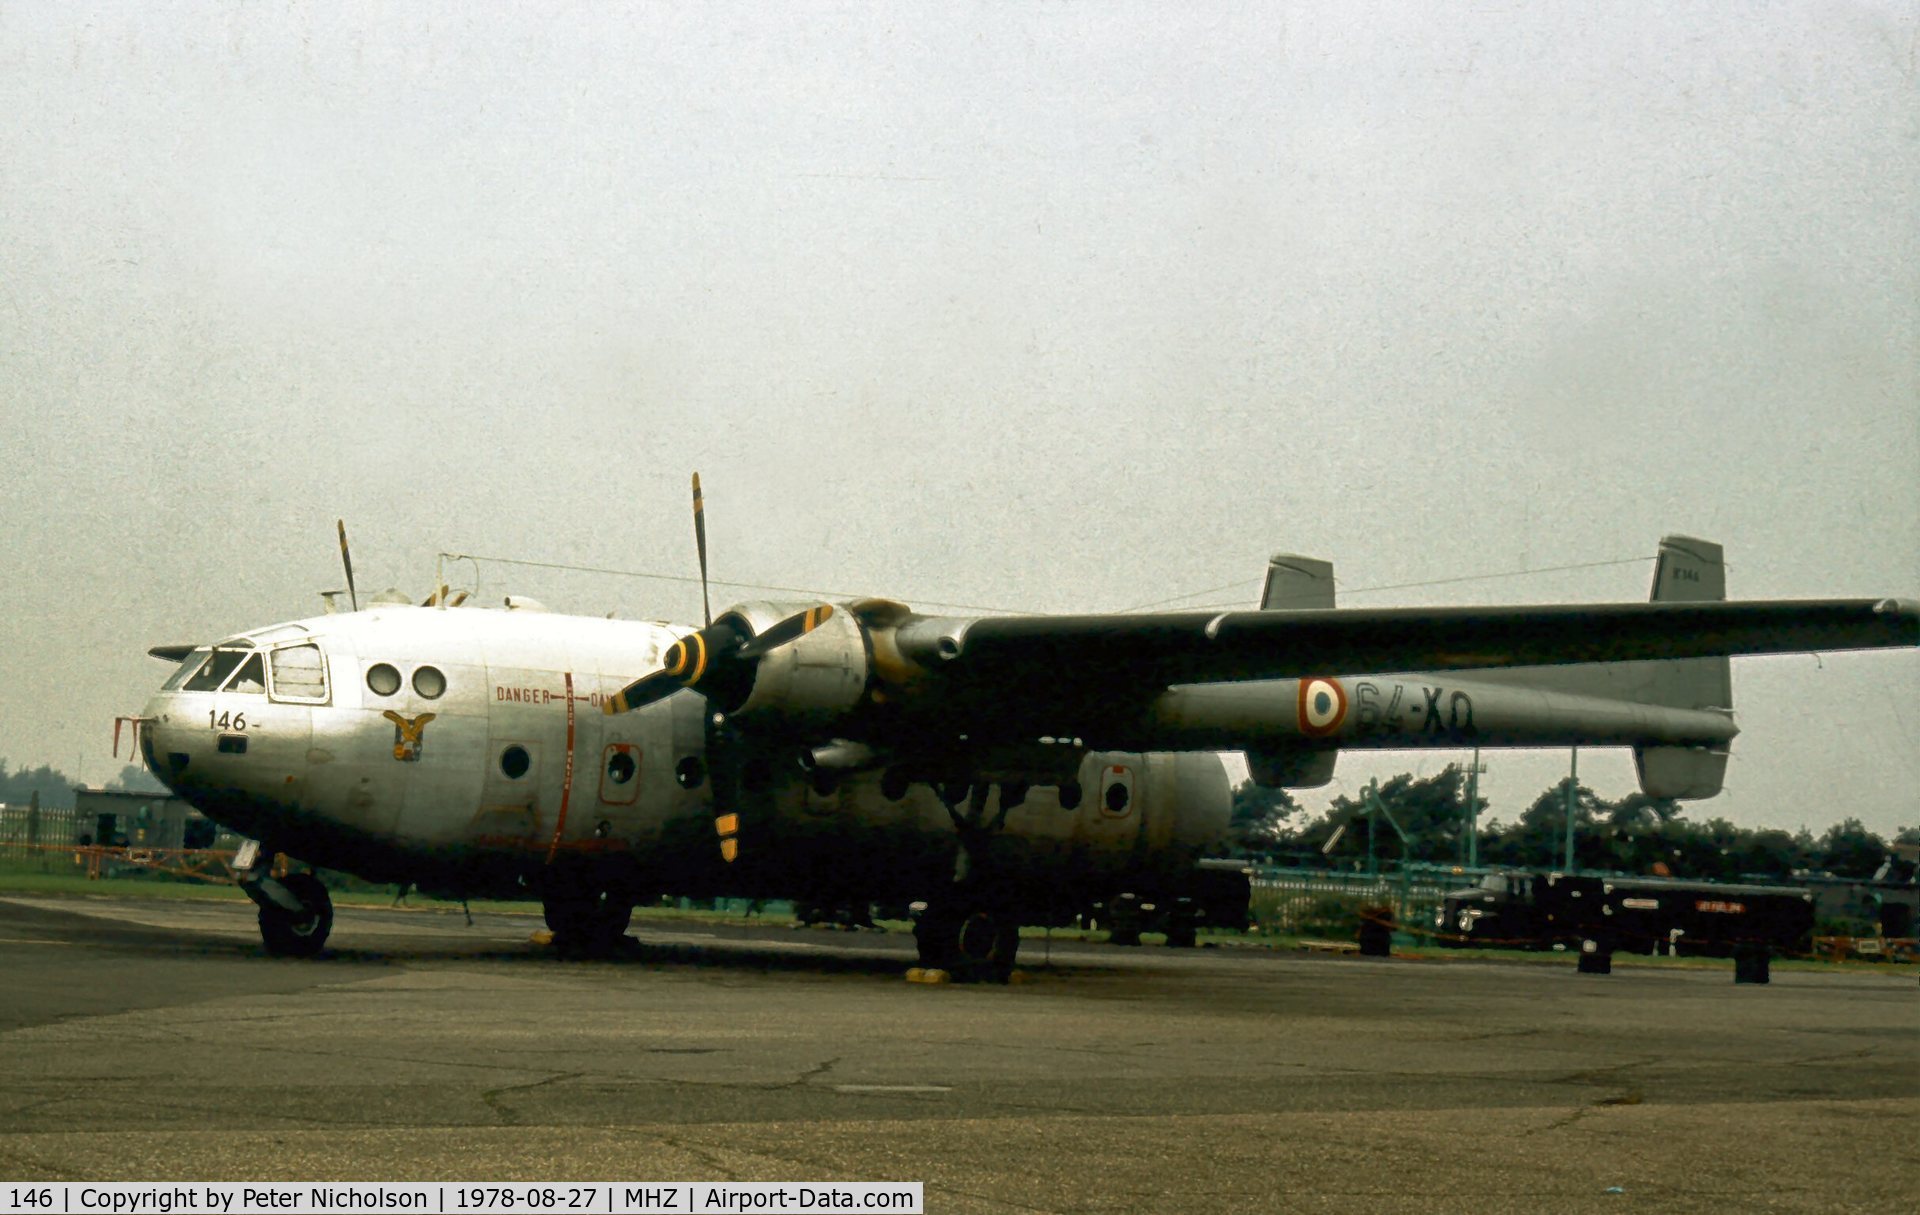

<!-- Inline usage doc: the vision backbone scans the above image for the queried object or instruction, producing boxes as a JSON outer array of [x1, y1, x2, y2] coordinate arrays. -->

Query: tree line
[[0, 758, 168, 809], [1228, 764, 1918, 882]]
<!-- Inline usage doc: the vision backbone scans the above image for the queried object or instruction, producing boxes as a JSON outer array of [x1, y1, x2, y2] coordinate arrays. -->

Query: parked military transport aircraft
[[132, 506, 1917, 979]]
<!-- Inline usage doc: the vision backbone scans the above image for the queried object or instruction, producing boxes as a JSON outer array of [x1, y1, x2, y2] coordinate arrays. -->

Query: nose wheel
[[255, 871, 334, 957]]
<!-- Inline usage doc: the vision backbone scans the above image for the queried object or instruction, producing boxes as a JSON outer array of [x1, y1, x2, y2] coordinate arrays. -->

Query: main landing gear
[[913, 782, 1024, 983], [541, 859, 639, 955], [913, 898, 1021, 984], [542, 886, 635, 954], [234, 844, 334, 957]]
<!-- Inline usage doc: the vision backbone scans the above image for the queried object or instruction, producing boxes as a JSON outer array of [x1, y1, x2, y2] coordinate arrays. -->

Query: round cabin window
[[365, 663, 402, 696], [412, 665, 446, 699], [675, 756, 705, 790], [500, 745, 531, 779], [1104, 781, 1131, 814], [606, 750, 637, 785]]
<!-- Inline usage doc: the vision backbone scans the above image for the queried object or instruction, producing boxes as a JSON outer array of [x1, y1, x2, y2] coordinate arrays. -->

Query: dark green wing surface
[[908, 598, 1919, 690]]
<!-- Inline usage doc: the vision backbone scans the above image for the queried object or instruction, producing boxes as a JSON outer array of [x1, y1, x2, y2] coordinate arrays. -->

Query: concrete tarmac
[[0, 893, 1914, 1213]]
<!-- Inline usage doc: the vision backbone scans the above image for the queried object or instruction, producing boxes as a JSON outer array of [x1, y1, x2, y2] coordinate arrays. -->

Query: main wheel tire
[[916, 905, 1018, 983], [259, 872, 333, 958], [955, 910, 1020, 983], [544, 886, 634, 954]]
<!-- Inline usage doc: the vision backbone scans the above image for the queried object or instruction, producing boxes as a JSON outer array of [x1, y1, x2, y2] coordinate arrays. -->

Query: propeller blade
[[737, 604, 834, 659], [604, 621, 738, 714], [604, 668, 693, 715], [692, 472, 711, 627], [336, 519, 359, 612]]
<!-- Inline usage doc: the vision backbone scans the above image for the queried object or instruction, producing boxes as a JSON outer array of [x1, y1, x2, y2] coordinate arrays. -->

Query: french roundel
[[1297, 678, 1348, 737]]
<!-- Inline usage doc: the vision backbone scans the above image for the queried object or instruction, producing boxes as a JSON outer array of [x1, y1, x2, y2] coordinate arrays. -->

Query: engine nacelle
[[716, 601, 870, 727]]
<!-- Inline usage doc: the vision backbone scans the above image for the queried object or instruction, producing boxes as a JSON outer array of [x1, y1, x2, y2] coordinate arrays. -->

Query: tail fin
[[1249, 555, 1339, 788], [1260, 554, 1335, 610], [1636, 535, 1732, 798]]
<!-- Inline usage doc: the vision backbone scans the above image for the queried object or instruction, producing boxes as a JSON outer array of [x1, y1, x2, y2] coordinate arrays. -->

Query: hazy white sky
[[2, 2, 1915, 834]]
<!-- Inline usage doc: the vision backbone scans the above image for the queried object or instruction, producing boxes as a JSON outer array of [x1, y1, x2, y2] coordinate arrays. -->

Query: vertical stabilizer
[[1636, 534, 1732, 798], [1251, 554, 1338, 787], [1646, 534, 1731, 709], [1261, 554, 1336, 611], [1650, 534, 1726, 602]]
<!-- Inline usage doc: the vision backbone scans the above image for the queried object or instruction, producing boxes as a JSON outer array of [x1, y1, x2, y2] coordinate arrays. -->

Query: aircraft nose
[[140, 692, 201, 790], [138, 653, 320, 845]]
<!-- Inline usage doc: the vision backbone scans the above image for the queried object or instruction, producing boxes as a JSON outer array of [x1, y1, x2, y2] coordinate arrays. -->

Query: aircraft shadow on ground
[[318, 936, 1114, 979], [6, 900, 1120, 979]]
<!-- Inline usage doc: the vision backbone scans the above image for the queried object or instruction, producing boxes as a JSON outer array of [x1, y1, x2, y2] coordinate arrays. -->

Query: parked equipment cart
[[1441, 871, 1814, 958]]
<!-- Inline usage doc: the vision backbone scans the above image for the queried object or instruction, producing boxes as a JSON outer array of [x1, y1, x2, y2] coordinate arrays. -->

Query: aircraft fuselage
[[141, 605, 1230, 919]]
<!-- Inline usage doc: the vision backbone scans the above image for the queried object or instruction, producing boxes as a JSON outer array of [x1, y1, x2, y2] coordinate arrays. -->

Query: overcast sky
[[2, 2, 1915, 836]]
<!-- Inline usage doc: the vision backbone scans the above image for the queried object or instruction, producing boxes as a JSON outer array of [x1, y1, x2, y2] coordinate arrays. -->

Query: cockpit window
[[163, 650, 208, 692], [223, 653, 267, 695], [269, 644, 329, 703], [183, 650, 248, 692]]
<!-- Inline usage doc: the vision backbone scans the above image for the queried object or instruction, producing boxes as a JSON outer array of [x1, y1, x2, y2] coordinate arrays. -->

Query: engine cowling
[[714, 601, 870, 727]]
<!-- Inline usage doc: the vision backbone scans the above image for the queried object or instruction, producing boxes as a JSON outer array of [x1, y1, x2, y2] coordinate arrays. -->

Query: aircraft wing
[[905, 597, 1920, 690], [612, 594, 1918, 744]]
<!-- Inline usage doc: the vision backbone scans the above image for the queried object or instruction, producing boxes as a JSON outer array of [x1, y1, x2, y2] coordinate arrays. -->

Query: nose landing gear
[[250, 870, 334, 958]]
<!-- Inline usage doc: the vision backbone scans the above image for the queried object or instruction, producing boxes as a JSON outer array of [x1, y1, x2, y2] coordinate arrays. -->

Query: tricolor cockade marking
[[1296, 678, 1348, 737]]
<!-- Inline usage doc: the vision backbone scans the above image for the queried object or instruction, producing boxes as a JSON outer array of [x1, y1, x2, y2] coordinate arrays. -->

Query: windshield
[[183, 650, 248, 692], [162, 649, 208, 691], [225, 653, 267, 694]]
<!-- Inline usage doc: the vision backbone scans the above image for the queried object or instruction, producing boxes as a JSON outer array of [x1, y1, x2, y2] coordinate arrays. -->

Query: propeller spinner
[[603, 604, 836, 715]]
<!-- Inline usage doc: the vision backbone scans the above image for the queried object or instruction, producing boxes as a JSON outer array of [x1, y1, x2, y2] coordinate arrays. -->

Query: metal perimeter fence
[[1247, 864, 1487, 939], [0, 805, 247, 881], [0, 806, 84, 871]]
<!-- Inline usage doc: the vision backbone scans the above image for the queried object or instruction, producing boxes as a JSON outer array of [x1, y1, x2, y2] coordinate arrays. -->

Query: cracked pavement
[[0, 894, 1914, 1212]]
